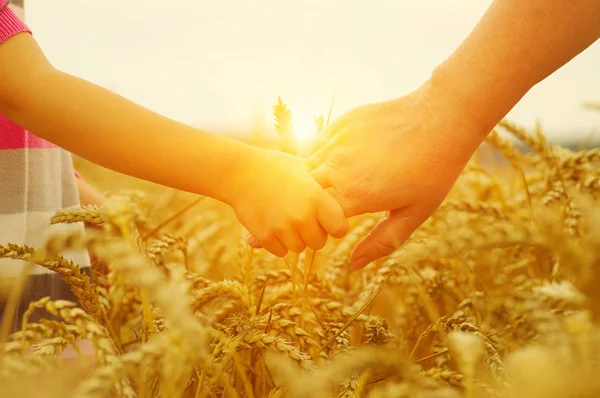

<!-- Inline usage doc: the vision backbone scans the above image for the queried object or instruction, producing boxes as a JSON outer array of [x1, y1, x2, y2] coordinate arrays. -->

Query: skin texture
[[0, 32, 348, 257], [74, 177, 106, 208], [304, 0, 600, 269]]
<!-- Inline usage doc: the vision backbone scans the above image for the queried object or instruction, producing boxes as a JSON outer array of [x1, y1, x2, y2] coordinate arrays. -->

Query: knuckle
[[272, 223, 288, 236], [257, 230, 276, 243], [330, 152, 349, 168], [289, 215, 304, 228], [372, 239, 396, 256], [293, 209, 314, 226], [344, 182, 367, 199]]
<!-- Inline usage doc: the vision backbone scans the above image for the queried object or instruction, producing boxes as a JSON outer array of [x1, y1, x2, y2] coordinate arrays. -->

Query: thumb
[[310, 163, 367, 217], [311, 115, 348, 155], [350, 208, 422, 270], [311, 165, 357, 218], [307, 135, 338, 170], [310, 164, 332, 189]]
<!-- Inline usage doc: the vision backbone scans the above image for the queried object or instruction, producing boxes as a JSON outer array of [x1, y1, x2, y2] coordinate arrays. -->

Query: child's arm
[[0, 32, 348, 256], [0, 32, 249, 205]]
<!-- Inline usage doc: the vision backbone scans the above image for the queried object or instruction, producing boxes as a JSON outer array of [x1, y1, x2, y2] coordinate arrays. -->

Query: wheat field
[[0, 100, 599, 398]]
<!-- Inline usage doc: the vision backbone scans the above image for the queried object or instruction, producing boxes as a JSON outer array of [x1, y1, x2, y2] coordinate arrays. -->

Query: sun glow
[[293, 117, 317, 145]]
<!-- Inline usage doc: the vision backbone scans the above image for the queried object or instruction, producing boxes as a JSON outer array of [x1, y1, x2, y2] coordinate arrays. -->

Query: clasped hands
[[248, 81, 485, 269]]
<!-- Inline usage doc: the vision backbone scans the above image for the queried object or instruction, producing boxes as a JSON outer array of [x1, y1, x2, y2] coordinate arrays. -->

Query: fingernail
[[248, 235, 260, 247], [351, 257, 371, 270]]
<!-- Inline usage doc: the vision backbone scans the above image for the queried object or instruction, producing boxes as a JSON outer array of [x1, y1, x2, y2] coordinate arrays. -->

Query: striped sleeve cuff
[[0, 6, 31, 44]]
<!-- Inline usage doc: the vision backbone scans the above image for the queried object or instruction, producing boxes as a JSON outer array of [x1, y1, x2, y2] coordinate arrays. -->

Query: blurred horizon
[[25, 0, 600, 145]]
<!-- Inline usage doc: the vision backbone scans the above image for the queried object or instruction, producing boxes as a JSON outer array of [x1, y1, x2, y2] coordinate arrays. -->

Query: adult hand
[[308, 81, 488, 269]]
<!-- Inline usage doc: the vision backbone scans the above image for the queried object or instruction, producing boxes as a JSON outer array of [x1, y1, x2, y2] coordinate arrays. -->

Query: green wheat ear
[[273, 97, 298, 155]]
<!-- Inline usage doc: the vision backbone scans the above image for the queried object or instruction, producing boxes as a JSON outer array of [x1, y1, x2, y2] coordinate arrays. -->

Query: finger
[[312, 116, 348, 154], [311, 165, 357, 217], [316, 192, 350, 239], [278, 227, 306, 253], [310, 164, 333, 189], [350, 208, 423, 269], [307, 135, 338, 170], [325, 186, 362, 218], [298, 220, 328, 251], [258, 235, 288, 257]]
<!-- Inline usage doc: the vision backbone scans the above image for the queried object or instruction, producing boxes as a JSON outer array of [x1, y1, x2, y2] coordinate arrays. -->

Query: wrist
[[428, 64, 494, 140], [170, 131, 258, 208], [429, 58, 530, 140], [395, 75, 491, 166], [215, 140, 266, 209]]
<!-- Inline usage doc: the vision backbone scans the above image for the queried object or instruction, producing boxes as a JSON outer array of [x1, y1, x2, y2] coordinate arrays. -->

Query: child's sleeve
[[0, 4, 31, 44]]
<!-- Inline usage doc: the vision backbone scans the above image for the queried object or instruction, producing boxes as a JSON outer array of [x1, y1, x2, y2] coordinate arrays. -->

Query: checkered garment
[[0, 3, 91, 330]]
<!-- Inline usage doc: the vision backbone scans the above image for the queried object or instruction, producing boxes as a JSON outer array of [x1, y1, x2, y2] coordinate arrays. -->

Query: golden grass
[[0, 100, 599, 397]]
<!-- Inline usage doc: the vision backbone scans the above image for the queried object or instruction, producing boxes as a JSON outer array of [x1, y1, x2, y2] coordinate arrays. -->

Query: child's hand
[[229, 148, 349, 257], [74, 174, 106, 207]]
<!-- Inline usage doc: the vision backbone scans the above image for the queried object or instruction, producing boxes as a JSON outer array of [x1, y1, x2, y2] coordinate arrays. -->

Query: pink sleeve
[[0, 5, 31, 44]]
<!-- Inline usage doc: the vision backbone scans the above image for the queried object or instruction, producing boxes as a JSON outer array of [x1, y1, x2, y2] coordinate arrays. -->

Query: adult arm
[[431, 0, 600, 136], [307, 0, 600, 269]]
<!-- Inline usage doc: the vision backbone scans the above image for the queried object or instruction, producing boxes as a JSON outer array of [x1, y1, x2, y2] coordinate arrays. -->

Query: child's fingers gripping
[[256, 235, 288, 257], [316, 193, 349, 239], [311, 168, 358, 218], [249, 231, 305, 254], [278, 227, 306, 253], [298, 221, 328, 251]]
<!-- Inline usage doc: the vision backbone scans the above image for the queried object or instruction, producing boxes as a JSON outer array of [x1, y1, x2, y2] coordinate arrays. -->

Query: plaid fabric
[[0, 6, 91, 331]]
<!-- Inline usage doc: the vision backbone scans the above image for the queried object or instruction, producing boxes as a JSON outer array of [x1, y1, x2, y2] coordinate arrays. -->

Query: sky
[[24, 0, 600, 143]]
